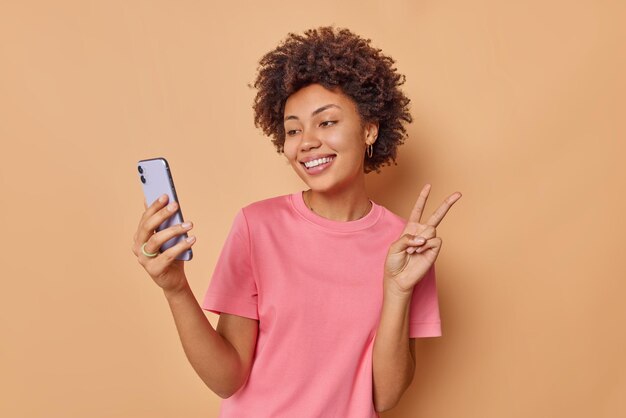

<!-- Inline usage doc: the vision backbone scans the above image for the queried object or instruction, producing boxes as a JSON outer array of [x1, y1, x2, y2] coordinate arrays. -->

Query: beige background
[[1, 1, 624, 417]]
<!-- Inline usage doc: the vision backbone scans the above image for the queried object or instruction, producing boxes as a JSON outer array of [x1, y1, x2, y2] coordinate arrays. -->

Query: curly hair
[[252, 26, 413, 173]]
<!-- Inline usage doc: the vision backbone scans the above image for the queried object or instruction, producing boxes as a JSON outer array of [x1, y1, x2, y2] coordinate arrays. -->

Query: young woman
[[132, 26, 461, 417]]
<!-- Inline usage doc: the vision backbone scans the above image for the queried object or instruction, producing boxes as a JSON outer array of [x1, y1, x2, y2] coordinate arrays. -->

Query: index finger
[[140, 194, 169, 224], [408, 184, 431, 224], [426, 192, 462, 227]]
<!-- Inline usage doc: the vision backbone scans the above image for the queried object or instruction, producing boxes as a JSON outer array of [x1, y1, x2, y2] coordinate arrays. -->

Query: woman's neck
[[303, 185, 372, 222]]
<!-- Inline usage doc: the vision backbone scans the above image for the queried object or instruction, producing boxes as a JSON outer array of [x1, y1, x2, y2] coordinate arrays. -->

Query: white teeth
[[304, 156, 334, 168]]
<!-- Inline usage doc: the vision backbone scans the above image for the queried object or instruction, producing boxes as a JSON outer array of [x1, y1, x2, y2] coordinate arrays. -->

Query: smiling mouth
[[301, 155, 336, 169]]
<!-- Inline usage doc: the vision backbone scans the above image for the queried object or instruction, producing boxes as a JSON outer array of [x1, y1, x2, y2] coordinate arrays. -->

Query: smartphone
[[137, 157, 193, 261]]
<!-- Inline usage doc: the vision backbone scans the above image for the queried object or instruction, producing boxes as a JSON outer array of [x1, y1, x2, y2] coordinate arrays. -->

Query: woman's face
[[283, 83, 378, 194]]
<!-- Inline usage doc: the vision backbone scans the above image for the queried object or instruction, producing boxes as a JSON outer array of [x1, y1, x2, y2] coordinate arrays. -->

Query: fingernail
[[413, 237, 425, 244], [167, 202, 177, 211], [186, 236, 196, 243], [159, 194, 167, 203], [181, 222, 192, 229]]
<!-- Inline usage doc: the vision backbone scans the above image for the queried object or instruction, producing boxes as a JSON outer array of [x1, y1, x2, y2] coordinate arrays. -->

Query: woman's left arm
[[372, 282, 416, 412], [372, 184, 461, 412]]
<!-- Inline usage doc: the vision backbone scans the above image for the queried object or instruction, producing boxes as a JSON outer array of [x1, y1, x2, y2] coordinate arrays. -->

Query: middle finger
[[426, 192, 462, 227], [136, 200, 180, 245], [144, 221, 193, 255]]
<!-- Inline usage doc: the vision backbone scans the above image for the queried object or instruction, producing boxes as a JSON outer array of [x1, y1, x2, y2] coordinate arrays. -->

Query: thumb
[[390, 233, 426, 254]]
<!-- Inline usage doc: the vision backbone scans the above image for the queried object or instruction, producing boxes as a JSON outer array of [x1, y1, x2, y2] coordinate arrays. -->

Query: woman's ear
[[365, 121, 379, 145]]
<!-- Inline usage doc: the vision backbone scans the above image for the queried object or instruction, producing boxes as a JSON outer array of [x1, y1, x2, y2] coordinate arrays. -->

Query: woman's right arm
[[131, 194, 255, 398], [162, 281, 256, 399]]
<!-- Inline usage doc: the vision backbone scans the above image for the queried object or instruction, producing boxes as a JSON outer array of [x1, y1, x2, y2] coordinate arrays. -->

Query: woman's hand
[[384, 184, 461, 295], [131, 194, 197, 294]]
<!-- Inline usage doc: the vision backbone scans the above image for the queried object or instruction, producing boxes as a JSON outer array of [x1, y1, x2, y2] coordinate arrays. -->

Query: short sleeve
[[201, 209, 259, 320], [409, 264, 442, 338]]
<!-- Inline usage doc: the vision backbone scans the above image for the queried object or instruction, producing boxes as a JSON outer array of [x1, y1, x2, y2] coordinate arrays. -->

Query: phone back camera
[[138, 166, 144, 174], [140, 175, 146, 184]]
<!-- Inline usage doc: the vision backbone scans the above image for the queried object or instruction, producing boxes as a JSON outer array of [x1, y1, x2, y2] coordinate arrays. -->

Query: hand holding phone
[[132, 157, 196, 293], [135, 157, 193, 260]]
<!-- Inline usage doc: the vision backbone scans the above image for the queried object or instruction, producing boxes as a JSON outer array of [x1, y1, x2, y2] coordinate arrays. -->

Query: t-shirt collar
[[290, 190, 383, 232]]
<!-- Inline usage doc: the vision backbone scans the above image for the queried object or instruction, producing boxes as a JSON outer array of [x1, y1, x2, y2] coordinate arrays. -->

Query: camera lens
[[140, 175, 146, 184], [138, 166, 143, 174]]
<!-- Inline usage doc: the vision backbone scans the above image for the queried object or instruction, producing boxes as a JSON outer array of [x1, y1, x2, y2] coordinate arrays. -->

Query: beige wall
[[1, 1, 624, 417]]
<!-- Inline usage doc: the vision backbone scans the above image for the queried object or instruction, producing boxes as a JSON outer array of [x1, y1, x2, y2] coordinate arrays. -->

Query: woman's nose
[[300, 128, 321, 151]]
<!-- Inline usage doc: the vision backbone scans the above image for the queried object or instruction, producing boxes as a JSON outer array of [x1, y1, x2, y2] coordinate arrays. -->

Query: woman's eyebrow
[[284, 104, 342, 121]]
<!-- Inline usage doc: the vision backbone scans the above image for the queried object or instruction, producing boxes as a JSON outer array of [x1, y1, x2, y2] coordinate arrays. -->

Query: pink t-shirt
[[202, 191, 441, 417]]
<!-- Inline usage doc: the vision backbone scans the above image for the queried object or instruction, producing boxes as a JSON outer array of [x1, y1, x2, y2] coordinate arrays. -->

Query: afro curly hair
[[252, 26, 413, 173]]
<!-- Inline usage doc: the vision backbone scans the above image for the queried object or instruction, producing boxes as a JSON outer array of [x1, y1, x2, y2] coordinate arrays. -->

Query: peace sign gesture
[[384, 184, 462, 296]]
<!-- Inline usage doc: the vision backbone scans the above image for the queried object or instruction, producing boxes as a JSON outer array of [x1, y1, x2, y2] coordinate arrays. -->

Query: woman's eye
[[286, 129, 299, 136], [320, 120, 337, 127]]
